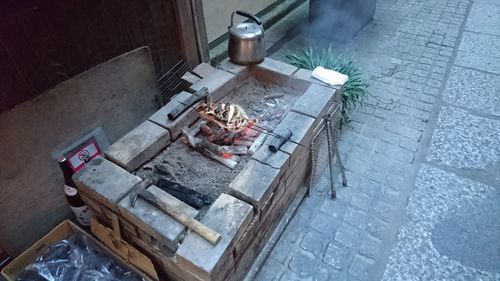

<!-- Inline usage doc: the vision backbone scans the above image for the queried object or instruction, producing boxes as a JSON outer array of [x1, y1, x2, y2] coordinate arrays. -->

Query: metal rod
[[324, 115, 337, 199]]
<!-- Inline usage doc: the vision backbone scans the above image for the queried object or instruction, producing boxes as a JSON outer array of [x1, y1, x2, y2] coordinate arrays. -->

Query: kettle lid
[[229, 23, 264, 39]]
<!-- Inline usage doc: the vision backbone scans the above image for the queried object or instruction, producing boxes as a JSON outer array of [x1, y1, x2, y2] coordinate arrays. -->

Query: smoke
[[306, 0, 376, 42]]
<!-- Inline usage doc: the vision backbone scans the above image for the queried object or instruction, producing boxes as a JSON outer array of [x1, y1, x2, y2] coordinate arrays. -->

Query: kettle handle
[[230, 10, 262, 26]]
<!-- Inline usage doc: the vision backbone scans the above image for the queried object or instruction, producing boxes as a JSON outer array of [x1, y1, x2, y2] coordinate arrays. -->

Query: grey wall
[[0, 47, 159, 256]]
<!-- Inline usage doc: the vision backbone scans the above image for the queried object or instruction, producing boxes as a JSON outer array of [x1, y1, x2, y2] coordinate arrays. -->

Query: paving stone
[[443, 66, 500, 116], [426, 106, 500, 169], [279, 270, 302, 281], [372, 201, 397, 223], [288, 253, 316, 278], [399, 136, 419, 152], [323, 242, 350, 270], [118, 185, 198, 250], [344, 207, 368, 230], [229, 160, 281, 210], [459, 31, 500, 58], [299, 231, 324, 256], [148, 91, 198, 140], [348, 254, 375, 281], [73, 156, 140, 212], [358, 234, 383, 259], [310, 212, 340, 234], [366, 218, 389, 241], [335, 223, 360, 248], [176, 194, 253, 280], [350, 192, 373, 211], [466, 1, 500, 35], [105, 121, 170, 171], [253, 258, 283, 281]]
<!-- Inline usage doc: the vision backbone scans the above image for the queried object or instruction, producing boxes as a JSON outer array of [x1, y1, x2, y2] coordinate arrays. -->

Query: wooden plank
[[101, 0, 133, 55], [135, 0, 164, 76], [80, 0, 115, 64], [117, 0, 145, 49], [91, 219, 159, 280], [191, 0, 209, 62], [1, 220, 154, 281], [0, 38, 33, 107], [38, 0, 80, 76], [172, 0, 201, 67], [21, 7, 68, 84]]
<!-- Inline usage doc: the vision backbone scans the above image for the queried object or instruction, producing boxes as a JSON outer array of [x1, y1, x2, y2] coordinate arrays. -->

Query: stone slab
[[273, 111, 315, 155], [190, 68, 237, 102], [252, 146, 290, 169], [73, 156, 140, 212], [229, 160, 281, 210], [250, 57, 298, 85], [105, 121, 170, 171], [426, 106, 500, 169], [118, 185, 198, 251], [148, 91, 199, 140], [443, 66, 500, 116], [218, 59, 251, 83], [465, 1, 500, 35], [383, 165, 497, 280], [176, 194, 253, 280], [455, 51, 500, 75], [193, 63, 218, 78], [291, 83, 337, 120]]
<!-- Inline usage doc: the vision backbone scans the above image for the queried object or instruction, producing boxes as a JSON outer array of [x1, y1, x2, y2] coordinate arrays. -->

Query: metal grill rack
[[309, 104, 347, 198]]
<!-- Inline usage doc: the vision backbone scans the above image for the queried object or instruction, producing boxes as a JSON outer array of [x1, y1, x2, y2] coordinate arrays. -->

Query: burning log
[[182, 128, 238, 169], [220, 145, 248, 155], [248, 133, 268, 155]]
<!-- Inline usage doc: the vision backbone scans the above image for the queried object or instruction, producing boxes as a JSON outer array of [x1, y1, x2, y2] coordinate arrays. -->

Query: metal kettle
[[228, 10, 265, 65]]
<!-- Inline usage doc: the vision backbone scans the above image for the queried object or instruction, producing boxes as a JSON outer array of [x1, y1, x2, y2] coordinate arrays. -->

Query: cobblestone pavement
[[252, 0, 500, 280]]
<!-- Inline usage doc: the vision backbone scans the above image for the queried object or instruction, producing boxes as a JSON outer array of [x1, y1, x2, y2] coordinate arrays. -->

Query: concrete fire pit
[[73, 58, 341, 281]]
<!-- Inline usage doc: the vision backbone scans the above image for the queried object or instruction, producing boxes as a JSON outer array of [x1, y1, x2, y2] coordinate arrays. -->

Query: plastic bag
[[16, 233, 145, 281]]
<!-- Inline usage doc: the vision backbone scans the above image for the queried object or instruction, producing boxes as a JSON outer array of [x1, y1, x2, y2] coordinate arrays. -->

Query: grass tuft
[[285, 46, 368, 123]]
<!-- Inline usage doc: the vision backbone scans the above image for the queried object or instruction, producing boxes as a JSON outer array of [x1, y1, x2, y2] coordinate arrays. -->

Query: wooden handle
[[159, 203, 221, 245], [138, 189, 221, 245]]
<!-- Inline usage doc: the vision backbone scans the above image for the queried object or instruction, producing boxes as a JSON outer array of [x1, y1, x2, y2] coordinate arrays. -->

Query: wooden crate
[[1, 220, 155, 281]]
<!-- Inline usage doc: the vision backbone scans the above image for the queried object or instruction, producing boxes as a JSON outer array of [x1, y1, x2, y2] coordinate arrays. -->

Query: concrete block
[[273, 111, 315, 155], [252, 147, 290, 169], [229, 160, 281, 210], [181, 72, 201, 86], [291, 83, 337, 120], [176, 194, 253, 281], [193, 63, 218, 78], [148, 91, 200, 140], [218, 59, 251, 83], [73, 156, 140, 212], [250, 57, 298, 85], [291, 68, 342, 97], [118, 185, 198, 251], [190, 69, 237, 102], [105, 121, 170, 171]]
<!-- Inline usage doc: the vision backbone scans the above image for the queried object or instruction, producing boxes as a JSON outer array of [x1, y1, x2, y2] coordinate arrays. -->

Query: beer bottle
[[57, 156, 92, 226]]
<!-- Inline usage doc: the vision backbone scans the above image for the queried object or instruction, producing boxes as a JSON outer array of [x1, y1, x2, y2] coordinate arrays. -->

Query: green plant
[[285, 46, 368, 123]]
